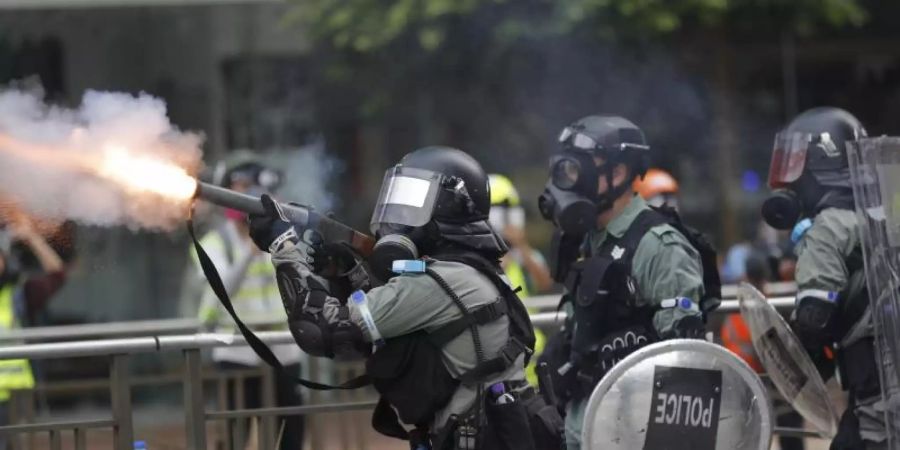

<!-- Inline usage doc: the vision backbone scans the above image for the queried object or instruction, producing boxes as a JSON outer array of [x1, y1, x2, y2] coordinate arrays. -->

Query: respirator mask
[[368, 165, 448, 281], [539, 126, 648, 235], [762, 131, 815, 230]]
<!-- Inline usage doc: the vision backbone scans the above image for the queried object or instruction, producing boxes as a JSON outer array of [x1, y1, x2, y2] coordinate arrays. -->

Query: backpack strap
[[427, 300, 508, 348], [458, 337, 529, 385], [425, 254, 534, 384]]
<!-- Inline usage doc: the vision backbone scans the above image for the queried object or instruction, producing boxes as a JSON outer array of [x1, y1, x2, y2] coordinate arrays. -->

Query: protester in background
[[632, 167, 679, 209], [191, 154, 304, 450], [488, 174, 552, 386], [0, 213, 66, 447]]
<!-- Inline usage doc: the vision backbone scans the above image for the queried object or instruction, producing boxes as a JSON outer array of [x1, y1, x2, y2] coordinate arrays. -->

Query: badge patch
[[611, 245, 625, 260]]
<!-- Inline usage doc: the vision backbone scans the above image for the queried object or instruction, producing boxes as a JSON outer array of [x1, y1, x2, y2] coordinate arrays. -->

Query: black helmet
[[369, 146, 505, 280], [769, 107, 867, 189], [763, 107, 865, 229], [400, 146, 491, 222], [541, 115, 651, 226], [558, 115, 650, 179]]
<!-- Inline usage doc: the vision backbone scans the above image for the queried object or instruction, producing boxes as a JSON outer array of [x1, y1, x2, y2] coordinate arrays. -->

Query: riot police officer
[[248, 146, 542, 450], [538, 115, 711, 449], [762, 107, 885, 449]]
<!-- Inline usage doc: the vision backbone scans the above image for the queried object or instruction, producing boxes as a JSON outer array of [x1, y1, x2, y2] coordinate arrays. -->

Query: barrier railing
[[0, 286, 806, 449], [0, 281, 798, 344]]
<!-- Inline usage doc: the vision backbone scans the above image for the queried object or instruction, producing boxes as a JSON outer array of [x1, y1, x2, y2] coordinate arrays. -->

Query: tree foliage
[[288, 0, 867, 53]]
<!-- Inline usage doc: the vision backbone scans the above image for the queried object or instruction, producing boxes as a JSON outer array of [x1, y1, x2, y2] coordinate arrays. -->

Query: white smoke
[[270, 139, 342, 212], [0, 86, 203, 230]]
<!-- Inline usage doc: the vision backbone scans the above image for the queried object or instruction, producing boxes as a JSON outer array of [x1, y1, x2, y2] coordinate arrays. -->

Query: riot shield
[[582, 339, 772, 450], [849, 136, 900, 445], [738, 282, 839, 437]]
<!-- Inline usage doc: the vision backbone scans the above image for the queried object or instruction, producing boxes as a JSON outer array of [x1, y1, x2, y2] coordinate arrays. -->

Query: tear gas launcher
[[193, 181, 376, 258]]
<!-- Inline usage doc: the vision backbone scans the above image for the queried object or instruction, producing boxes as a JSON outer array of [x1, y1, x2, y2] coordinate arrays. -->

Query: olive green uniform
[[271, 245, 526, 431], [564, 195, 706, 449], [794, 207, 886, 447]]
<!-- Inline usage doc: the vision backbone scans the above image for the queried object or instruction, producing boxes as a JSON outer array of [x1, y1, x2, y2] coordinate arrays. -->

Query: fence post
[[109, 354, 133, 450], [184, 349, 207, 450]]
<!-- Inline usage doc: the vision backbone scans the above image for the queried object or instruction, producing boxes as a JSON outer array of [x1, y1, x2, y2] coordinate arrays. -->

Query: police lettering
[[653, 393, 715, 428]]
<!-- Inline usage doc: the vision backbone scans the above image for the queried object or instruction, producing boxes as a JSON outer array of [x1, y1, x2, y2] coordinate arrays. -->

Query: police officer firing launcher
[[538, 115, 719, 450], [247, 146, 544, 450], [762, 107, 885, 449]]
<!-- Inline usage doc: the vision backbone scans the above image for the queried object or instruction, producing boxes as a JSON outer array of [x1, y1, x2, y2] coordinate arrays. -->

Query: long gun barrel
[[194, 181, 375, 257]]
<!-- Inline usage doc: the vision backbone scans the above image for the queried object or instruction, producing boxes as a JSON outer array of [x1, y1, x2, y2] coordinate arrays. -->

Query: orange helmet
[[634, 168, 679, 199]]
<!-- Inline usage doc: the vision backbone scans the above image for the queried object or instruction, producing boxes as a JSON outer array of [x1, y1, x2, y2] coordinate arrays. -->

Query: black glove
[[791, 297, 837, 380], [792, 297, 836, 350], [248, 194, 300, 253]]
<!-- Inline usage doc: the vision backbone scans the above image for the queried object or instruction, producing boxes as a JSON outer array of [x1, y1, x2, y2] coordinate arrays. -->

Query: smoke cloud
[[0, 86, 203, 231]]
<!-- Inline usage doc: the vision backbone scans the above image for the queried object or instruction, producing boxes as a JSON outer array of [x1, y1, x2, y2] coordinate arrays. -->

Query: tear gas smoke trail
[[0, 88, 202, 231]]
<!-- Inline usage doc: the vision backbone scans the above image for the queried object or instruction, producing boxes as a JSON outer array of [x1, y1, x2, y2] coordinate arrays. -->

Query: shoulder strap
[[188, 217, 368, 391], [425, 256, 533, 384]]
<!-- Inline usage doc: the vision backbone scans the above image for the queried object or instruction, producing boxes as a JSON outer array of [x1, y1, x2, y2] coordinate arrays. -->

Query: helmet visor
[[768, 132, 809, 188], [559, 127, 600, 151], [370, 166, 443, 234]]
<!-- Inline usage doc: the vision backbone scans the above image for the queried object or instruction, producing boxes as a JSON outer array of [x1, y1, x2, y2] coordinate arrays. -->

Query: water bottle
[[489, 382, 515, 405]]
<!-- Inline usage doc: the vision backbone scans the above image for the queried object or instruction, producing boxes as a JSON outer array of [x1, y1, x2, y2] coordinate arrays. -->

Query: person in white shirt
[[192, 155, 304, 449]]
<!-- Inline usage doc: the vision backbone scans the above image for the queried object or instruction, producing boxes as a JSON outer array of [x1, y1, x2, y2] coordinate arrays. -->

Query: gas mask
[[369, 224, 423, 282], [368, 165, 466, 281], [762, 189, 803, 230], [539, 126, 648, 236], [762, 131, 827, 230], [538, 148, 601, 237]]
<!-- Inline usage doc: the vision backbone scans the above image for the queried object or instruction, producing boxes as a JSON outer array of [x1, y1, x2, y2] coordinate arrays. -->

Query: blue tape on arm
[[392, 260, 426, 274], [350, 290, 385, 347]]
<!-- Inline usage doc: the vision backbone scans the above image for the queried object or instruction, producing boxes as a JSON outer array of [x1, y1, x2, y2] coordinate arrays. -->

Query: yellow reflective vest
[[0, 284, 35, 402]]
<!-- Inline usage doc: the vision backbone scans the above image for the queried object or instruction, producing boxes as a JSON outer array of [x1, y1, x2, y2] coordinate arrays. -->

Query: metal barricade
[[0, 289, 810, 449]]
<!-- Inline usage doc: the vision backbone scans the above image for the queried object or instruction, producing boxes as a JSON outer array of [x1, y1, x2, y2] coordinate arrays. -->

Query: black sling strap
[[187, 218, 369, 391]]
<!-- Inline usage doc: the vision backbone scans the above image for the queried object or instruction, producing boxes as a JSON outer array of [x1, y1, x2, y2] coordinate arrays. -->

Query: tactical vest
[[812, 193, 879, 399], [562, 207, 718, 400], [368, 252, 535, 446], [0, 284, 35, 402]]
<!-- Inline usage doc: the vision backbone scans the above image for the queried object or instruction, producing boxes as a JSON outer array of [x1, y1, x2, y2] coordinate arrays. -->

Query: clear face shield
[[768, 132, 811, 188], [369, 166, 444, 235], [558, 126, 650, 154]]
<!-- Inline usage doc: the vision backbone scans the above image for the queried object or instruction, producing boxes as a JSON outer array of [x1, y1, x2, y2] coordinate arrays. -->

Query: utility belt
[[568, 324, 658, 401], [429, 381, 563, 450]]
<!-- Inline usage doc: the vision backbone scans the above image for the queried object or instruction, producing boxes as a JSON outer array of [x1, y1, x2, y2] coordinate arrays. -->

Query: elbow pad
[[792, 290, 838, 345], [277, 264, 368, 359]]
